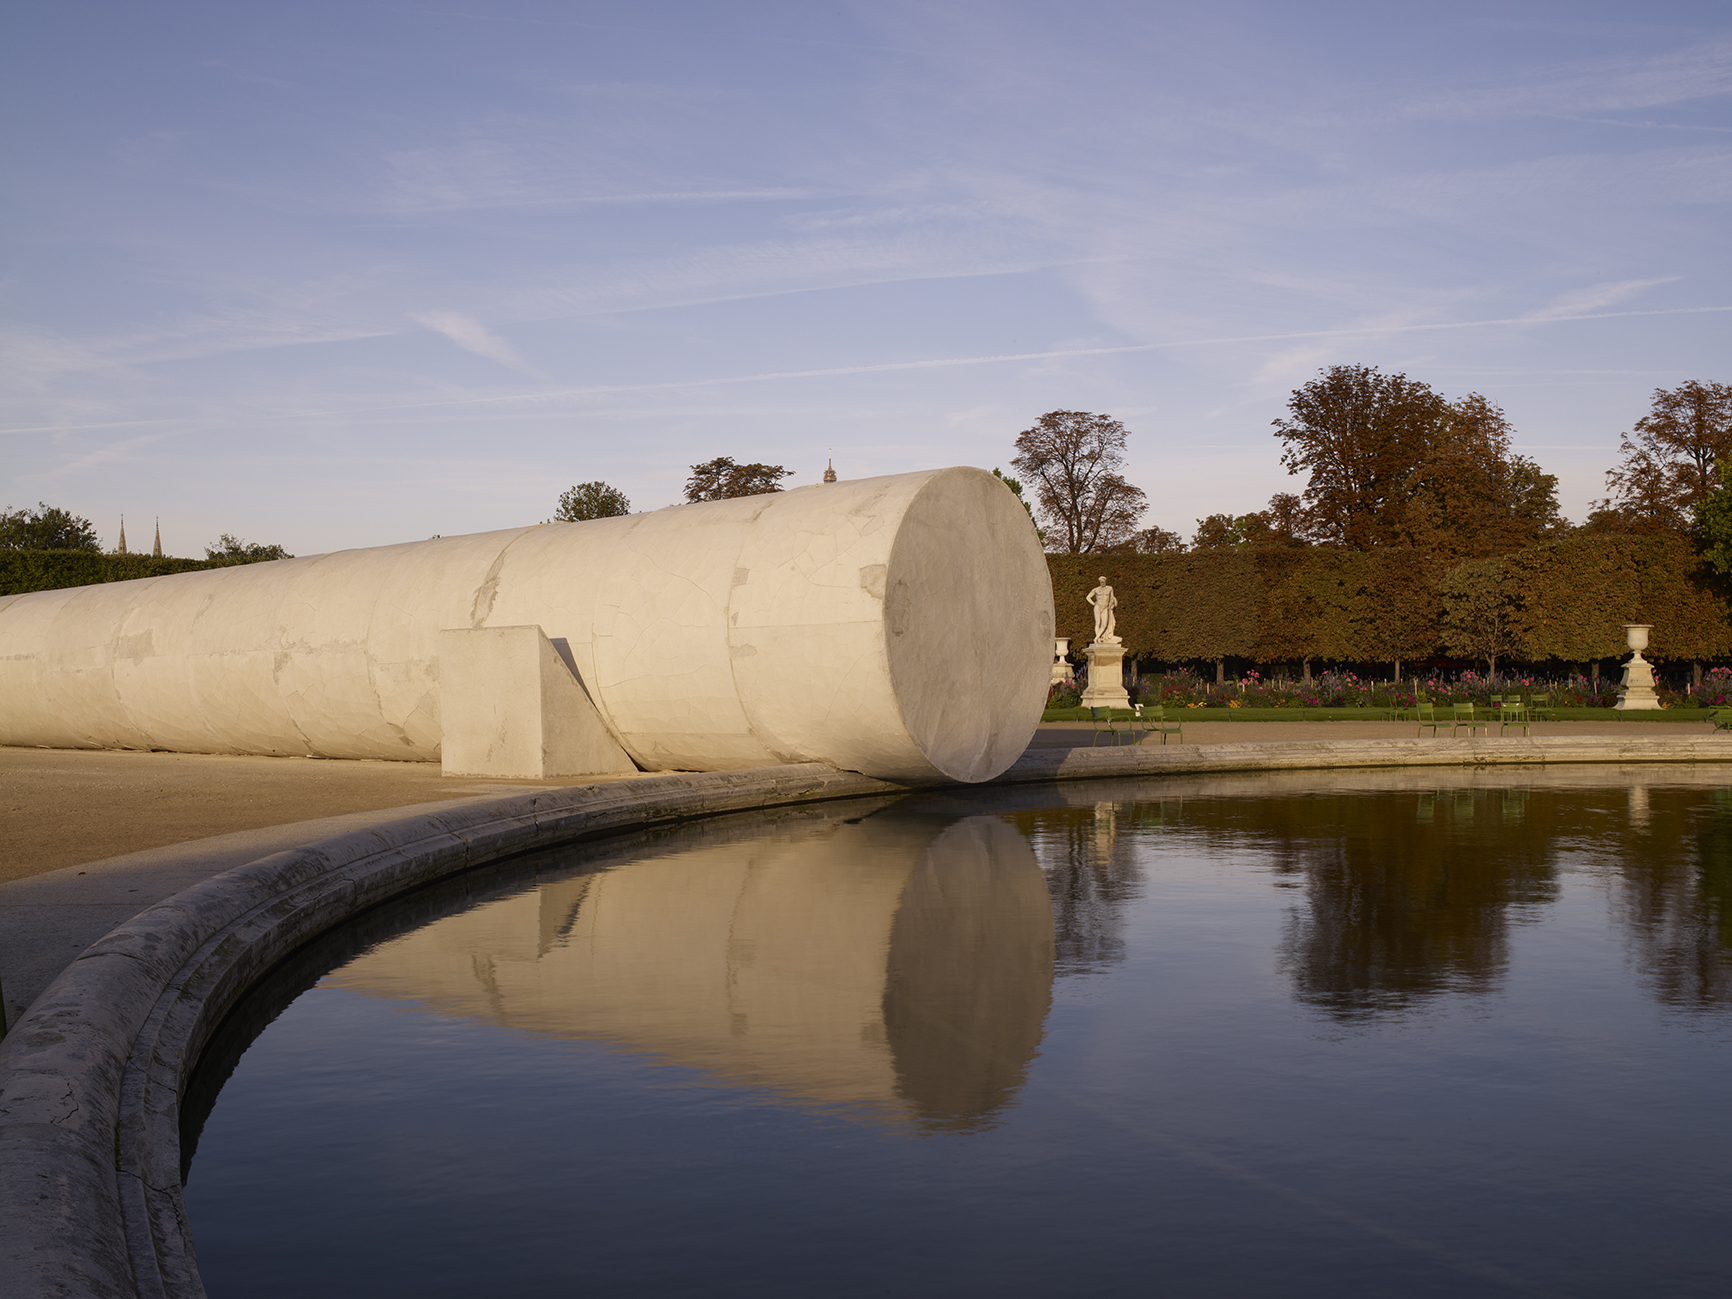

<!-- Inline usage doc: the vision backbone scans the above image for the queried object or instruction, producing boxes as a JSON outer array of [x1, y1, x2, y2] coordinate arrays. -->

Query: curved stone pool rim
[[4, 735, 1729, 1299]]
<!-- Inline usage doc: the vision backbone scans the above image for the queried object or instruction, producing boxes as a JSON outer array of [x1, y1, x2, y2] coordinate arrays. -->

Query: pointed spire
[[117, 516, 127, 554], [822, 450, 837, 484], [153, 518, 162, 558]]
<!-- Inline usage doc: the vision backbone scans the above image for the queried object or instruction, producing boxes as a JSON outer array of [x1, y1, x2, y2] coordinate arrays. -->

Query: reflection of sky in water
[[185, 776, 1732, 1299]]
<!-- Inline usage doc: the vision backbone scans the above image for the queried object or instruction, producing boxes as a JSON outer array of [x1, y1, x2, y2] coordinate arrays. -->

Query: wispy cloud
[[409, 310, 542, 375], [1524, 277, 1681, 321], [1400, 34, 1732, 121], [251, 303, 1732, 424]]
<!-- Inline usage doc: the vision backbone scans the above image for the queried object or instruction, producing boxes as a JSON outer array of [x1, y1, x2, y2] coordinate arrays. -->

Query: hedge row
[[0, 550, 215, 596], [1049, 534, 1732, 664], [11, 538, 1725, 666]]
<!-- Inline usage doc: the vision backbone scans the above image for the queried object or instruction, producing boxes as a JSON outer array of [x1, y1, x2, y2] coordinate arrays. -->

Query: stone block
[[438, 626, 638, 779]]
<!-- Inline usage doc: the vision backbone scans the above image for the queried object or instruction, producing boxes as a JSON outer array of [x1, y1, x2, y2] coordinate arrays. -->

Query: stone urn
[[1613, 624, 1658, 711], [1051, 638, 1075, 685]]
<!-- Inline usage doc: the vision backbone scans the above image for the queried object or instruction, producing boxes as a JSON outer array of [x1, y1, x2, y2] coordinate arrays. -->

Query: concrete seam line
[[1, 738, 1727, 1298]]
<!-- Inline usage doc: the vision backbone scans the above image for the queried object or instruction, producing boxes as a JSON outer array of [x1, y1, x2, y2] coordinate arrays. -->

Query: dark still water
[[183, 773, 1732, 1299]]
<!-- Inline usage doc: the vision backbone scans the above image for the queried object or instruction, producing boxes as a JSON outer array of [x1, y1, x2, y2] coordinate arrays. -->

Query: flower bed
[[1049, 668, 1714, 714]]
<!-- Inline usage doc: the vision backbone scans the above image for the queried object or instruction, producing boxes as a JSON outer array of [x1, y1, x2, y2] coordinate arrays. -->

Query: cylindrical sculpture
[[0, 468, 1053, 782]]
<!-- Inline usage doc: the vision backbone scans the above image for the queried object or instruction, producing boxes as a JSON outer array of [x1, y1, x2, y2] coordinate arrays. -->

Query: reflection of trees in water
[[1612, 787, 1732, 1011], [1267, 790, 1559, 1019], [1004, 785, 1732, 1015], [1011, 802, 1161, 976]]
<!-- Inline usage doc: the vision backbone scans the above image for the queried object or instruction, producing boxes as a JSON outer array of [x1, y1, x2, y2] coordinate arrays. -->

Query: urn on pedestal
[[1051, 638, 1075, 686], [1613, 624, 1659, 711]]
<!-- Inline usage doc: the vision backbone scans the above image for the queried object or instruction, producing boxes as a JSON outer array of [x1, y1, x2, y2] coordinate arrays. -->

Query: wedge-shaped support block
[[439, 625, 638, 779]]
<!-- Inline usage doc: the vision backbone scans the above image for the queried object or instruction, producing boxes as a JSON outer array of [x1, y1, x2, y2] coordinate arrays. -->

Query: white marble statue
[[1085, 577, 1120, 645]]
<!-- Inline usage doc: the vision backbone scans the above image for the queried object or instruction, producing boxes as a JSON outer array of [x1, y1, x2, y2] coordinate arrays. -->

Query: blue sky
[[3, 1, 1729, 556]]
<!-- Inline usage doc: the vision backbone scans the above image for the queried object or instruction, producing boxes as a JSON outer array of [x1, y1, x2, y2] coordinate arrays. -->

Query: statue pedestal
[[1614, 652, 1660, 711], [1080, 640, 1129, 709]]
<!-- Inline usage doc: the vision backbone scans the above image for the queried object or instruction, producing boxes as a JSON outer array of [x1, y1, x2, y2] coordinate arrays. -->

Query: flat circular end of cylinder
[[884, 467, 1054, 782]]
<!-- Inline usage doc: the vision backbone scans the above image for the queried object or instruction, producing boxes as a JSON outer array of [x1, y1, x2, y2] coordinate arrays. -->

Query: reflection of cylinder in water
[[1628, 785, 1650, 829], [326, 813, 1054, 1130]]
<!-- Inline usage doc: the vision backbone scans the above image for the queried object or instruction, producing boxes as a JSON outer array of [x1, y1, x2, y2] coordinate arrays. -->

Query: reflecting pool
[[183, 772, 1732, 1298]]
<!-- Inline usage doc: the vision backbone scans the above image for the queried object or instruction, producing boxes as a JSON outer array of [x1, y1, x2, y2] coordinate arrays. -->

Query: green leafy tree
[[993, 468, 1045, 544], [684, 457, 793, 502], [1010, 410, 1147, 554], [554, 481, 631, 521], [204, 534, 293, 566], [0, 502, 100, 551], [1698, 456, 1732, 581]]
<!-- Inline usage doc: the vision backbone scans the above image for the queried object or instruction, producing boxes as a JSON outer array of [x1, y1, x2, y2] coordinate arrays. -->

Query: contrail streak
[[304, 303, 1732, 418]]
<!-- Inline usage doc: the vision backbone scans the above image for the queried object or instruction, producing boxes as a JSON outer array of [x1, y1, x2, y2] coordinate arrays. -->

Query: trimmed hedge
[[1050, 534, 1732, 665], [0, 550, 215, 596]]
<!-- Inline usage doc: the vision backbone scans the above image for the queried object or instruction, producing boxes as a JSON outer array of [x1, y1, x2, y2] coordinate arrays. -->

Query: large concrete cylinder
[[0, 467, 1053, 782]]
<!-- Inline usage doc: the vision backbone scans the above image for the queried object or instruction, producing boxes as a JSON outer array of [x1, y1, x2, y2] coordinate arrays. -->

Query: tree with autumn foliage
[[1191, 493, 1310, 552], [1010, 411, 1148, 553], [1125, 524, 1185, 554], [1272, 365, 1447, 549], [1592, 381, 1732, 532], [1273, 365, 1560, 557]]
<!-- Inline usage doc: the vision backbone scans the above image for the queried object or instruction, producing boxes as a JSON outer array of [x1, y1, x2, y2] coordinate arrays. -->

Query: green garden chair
[[1451, 703, 1488, 737], [1397, 694, 1429, 724], [1090, 707, 1133, 747], [1415, 701, 1447, 737], [1708, 708, 1732, 732], [1498, 701, 1532, 737], [1133, 705, 1184, 746]]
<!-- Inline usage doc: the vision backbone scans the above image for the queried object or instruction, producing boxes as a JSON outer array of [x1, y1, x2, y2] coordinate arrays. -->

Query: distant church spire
[[822, 451, 837, 484], [117, 516, 127, 555], [153, 518, 162, 558]]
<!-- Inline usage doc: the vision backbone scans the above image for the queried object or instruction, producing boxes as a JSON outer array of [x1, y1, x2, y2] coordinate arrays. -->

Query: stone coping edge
[[3, 735, 1729, 1299]]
